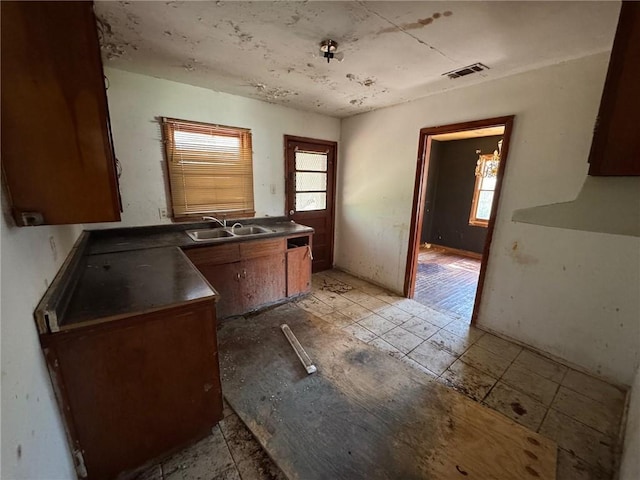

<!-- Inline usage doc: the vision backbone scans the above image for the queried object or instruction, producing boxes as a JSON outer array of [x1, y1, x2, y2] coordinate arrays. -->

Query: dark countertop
[[88, 219, 314, 255], [39, 218, 314, 333], [60, 248, 217, 330]]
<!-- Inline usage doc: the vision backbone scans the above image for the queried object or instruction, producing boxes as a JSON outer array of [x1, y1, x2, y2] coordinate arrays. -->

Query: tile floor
[[137, 269, 628, 480]]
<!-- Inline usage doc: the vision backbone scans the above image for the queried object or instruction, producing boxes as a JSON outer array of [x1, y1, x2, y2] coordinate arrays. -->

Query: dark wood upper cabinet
[[1, 1, 121, 225], [588, 1, 640, 176]]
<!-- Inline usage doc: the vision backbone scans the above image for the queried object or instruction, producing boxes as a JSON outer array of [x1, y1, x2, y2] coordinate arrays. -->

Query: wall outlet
[[158, 207, 168, 219]]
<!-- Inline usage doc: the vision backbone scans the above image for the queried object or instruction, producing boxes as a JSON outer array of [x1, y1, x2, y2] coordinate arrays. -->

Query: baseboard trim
[[421, 243, 483, 260]]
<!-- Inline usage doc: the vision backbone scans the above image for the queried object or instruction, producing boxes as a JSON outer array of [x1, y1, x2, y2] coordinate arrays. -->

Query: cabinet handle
[[236, 272, 241, 281], [242, 269, 247, 278]]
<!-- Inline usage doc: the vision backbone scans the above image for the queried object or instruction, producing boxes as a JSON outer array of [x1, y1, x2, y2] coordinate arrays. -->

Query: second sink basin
[[231, 225, 271, 236]]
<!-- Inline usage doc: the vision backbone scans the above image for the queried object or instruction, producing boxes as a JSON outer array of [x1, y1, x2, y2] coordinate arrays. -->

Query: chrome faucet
[[230, 222, 243, 231], [202, 216, 226, 227]]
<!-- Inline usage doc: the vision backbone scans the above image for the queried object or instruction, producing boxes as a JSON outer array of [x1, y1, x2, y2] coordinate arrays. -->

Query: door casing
[[404, 116, 515, 324]]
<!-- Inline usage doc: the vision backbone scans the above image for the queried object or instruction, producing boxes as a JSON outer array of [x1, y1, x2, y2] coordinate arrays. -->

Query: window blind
[[161, 117, 255, 218]]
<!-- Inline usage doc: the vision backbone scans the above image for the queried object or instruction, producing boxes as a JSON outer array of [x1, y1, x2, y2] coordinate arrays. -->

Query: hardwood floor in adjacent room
[[413, 247, 481, 322]]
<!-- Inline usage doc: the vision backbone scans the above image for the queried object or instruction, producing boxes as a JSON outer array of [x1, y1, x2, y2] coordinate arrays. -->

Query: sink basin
[[231, 225, 271, 236], [186, 224, 274, 242], [186, 228, 235, 242]]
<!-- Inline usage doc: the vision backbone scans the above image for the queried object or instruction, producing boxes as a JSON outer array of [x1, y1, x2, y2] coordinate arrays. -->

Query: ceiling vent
[[443, 63, 489, 79]]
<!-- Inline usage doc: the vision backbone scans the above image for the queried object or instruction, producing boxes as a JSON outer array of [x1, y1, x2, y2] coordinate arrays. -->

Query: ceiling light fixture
[[319, 39, 344, 63]]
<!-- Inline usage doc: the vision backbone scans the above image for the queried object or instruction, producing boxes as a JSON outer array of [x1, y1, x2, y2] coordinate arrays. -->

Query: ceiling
[[94, 1, 620, 118]]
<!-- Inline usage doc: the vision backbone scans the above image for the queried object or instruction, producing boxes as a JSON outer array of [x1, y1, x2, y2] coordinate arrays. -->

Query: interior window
[[469, 141, 501, 227], [161, 117, 254, 219]]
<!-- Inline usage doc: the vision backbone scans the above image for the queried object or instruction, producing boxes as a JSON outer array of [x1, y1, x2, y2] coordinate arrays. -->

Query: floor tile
[[357, 314, 396, 336], [393, 299, 430, 316], [314, 276, 353, 294], [340, 288, 374, 304], [354, 295, 389, 313], [399, 355, 438, 378], [442, 320, 485, 343], [295, 296, 334, 316], [483, 382, 548, 431], [551, 386, 621, 437], [439, 360, 497, 402], [401, 317, 440, 340], [222, 398, 234, 419], [368, 337, 404, 359], [320, 310, 354, 328], [513, 349, 568, 383], [220, 414, 262, 460], [556, 448, 611, 480], [340, 302, 373, 322], [474, 333, 522, 361], [562, 369, 626, 410], [459, 344, 514, 378], [377, 305, 414, 325], [163, 427, 236, 480], [427, 329, 474, 356], [235, 448, 287, 480], [358, 282, 386, 296], [374, 292, 406, 306], [317, 293, 355, 311], [411, 305, 456, 328], [407, 341, 457, 375], [501, 362, 559, 406], [133, 464, 162, 480], [380, 326, 424, 353], [539, 409, 614, 475], [342, 323, 377, 343]]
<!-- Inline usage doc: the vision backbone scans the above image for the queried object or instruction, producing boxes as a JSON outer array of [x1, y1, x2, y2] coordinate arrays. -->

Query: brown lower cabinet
[[184, 235, 312, 318], [41, 299, 222, 480]]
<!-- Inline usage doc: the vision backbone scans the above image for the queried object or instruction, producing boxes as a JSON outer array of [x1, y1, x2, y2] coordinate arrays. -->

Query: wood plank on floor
[[218, 304, 557, 480]]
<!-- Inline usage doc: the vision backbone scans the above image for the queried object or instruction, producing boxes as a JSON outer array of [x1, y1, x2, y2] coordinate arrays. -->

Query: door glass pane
[[476, 191, 494, 220], [296, 151, 327, 171], [296, 192, 326, 211], [481, 176, 497, 191], [296, 172, 326, 192]]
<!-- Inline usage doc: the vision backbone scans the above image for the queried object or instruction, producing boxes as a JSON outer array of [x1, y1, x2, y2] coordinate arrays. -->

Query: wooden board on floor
[[218, 305, 557, 480]]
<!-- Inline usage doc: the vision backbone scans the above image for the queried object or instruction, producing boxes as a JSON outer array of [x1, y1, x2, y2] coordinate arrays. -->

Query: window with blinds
[[161, 117, 255, 219]]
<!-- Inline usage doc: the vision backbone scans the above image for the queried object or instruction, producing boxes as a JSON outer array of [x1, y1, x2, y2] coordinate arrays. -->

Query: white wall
[[620, 366, 640, 479], [338, 52, 640, 385], [94, 68, 340, 228], [1, 195, 79, 478]]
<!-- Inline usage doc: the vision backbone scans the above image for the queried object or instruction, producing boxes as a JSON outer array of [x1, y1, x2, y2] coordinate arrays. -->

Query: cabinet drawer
[[184, 243, 240, 266], [240, 238, 285, 260]]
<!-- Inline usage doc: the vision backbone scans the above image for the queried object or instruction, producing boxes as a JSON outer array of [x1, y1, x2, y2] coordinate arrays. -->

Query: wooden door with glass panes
[[285, 136, 337, 272]]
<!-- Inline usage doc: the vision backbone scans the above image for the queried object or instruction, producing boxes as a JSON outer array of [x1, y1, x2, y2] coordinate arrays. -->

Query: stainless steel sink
[[186, 228, 235, 242], [231, 225, 271, 236], [186, 224, 273, 242]]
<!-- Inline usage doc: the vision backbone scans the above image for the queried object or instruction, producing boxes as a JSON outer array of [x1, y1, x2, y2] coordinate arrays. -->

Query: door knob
[[289, 210, 294, 215]]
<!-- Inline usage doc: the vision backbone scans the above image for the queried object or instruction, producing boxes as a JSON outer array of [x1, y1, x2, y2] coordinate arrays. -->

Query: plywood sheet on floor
[[218, 304, 557, 480]]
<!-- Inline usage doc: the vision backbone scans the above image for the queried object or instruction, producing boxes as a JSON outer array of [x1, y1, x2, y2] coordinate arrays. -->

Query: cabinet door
[[287, 246, 312, 297], [1, 2, 121, 225], [198, 261, 243, 318], [46, 301, 222, 480], [242, 254, 286, 312], [588, 2, 640, 176]]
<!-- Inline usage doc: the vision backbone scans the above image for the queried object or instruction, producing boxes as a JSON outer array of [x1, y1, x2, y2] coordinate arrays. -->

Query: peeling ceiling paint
[[94, 1, 620, 118]]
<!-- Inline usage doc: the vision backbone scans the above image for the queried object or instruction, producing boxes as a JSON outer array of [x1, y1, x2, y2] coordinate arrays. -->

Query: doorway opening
[[404, 116, 514, 325]]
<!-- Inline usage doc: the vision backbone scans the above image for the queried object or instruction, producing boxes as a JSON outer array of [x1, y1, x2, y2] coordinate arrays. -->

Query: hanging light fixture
[[475, 139, 503, 178], [319, 39, 344, 63]]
